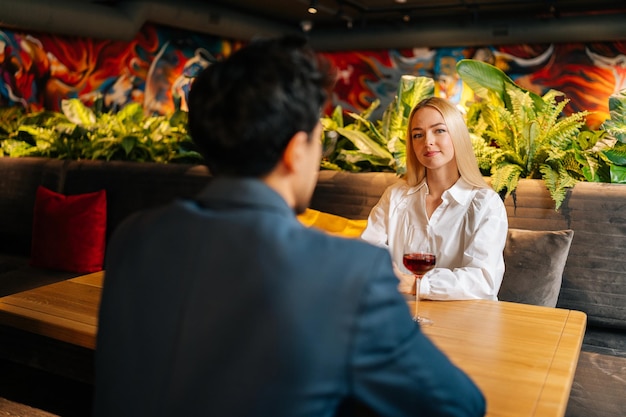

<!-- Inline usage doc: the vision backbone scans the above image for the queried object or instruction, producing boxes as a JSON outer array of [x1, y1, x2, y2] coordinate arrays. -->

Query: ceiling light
[[308, 0, 318, 14], [301, 20, 313, 32]]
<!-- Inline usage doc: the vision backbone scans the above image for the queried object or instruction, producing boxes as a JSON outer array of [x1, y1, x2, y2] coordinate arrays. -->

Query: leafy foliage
[[0, 98, 203, 164], [379, 75, 435, 174], [603, 89, 626, 143], [321, 75, 434, 173], [0, 69, 624, 201], [457, 59, 590, 209], [320, 100, 394, 172], [571, 129, 614, 183], [599, 89, 626, 183]]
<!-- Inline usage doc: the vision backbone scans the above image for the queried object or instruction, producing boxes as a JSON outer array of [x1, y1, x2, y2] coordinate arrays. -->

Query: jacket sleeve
[[349, 251, 486, 417]]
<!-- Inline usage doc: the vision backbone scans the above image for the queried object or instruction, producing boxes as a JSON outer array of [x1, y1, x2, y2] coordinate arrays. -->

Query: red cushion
[[30, 186, 107, 273]]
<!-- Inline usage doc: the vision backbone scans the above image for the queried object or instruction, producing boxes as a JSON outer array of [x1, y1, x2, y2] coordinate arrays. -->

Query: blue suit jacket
[[93, 177, 485, 417]]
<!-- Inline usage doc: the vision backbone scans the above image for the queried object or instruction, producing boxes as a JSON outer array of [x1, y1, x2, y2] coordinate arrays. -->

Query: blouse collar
[[407, 176, 475, 206]]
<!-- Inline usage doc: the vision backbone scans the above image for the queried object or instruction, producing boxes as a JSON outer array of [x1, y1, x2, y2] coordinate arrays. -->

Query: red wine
[[403, 253, 436, 275]]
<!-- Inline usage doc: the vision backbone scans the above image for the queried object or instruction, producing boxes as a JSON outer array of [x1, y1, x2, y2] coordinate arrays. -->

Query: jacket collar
[[196, 177, 294, 217]]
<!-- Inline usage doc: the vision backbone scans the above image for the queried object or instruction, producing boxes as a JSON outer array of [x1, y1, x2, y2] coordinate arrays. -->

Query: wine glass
[[403, 228, 436, 326]]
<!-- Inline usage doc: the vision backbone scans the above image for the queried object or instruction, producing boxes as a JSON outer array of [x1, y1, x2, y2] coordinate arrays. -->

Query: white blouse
[[361, 177, 508, 300]]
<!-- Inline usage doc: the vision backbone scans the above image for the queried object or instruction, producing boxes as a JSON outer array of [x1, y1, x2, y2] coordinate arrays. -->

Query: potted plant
[[457, 59, 593, 209]]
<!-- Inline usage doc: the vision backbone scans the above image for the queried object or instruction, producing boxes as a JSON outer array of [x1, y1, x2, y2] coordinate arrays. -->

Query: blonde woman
[[362, 97, 508, 300]]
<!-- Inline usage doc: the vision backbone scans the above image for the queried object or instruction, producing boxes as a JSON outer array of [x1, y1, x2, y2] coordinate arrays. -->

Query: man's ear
[[281, 131, 309, 173]]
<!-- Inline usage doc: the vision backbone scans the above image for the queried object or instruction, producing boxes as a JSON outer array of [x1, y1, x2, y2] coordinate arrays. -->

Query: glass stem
[[414, 275, 421, 320]]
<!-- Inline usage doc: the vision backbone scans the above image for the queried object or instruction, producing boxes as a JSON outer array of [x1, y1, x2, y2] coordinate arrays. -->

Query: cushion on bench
[[499, 228, 574, 307]]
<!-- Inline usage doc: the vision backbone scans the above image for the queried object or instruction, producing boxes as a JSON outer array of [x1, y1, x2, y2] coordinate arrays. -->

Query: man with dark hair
[[93, 36, 486, 417]]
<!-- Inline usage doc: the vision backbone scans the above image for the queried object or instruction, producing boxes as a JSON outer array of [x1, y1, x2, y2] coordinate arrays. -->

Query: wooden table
[[416, 299, 587, 417], [0, 271, 586, 417], [0, 271, 103, 349]]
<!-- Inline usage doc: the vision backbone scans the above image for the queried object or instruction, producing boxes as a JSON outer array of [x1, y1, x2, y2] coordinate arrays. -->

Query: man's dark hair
[[187, 36, 335, 177]]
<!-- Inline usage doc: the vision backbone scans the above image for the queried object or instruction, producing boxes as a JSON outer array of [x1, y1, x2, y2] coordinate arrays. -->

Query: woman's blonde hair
[[405, 97, 489, 188]]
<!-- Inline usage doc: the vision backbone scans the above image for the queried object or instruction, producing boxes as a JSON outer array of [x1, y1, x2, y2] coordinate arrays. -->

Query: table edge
[[534, 309, 587, 417]]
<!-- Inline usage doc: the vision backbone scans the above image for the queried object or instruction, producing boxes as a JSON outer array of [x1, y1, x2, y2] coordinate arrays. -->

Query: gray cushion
[[499, 228, 574, 307]]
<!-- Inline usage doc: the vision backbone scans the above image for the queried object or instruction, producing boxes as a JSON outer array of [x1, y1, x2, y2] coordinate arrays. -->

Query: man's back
[[93, 35, 485, 417], [93, 178, 485, 417]]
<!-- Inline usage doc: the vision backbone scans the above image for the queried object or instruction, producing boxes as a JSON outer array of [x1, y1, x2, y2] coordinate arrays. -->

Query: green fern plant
[[457, 59, 589, 209]]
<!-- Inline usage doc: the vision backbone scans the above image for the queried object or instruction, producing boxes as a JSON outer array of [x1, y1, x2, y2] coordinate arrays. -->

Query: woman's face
[[410, 106, 457, 175]]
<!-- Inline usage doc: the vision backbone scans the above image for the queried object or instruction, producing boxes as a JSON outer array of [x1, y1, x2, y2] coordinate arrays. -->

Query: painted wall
[[0, 25, 244, 116], [1, 23, 624, 129], [322, 42, 626, 129]]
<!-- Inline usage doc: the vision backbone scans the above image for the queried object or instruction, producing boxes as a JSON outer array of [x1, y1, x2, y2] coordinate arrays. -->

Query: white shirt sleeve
[[361, 184, 394, 249]]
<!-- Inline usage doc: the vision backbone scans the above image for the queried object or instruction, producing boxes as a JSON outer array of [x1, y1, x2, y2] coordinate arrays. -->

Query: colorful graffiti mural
[[323, 41, 626, 129], [0, 23, 623, 129], [0, 25, 242, 115]]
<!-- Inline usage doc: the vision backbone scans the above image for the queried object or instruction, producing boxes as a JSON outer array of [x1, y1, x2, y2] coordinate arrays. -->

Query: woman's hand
[[393, 263, 416, 295]]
